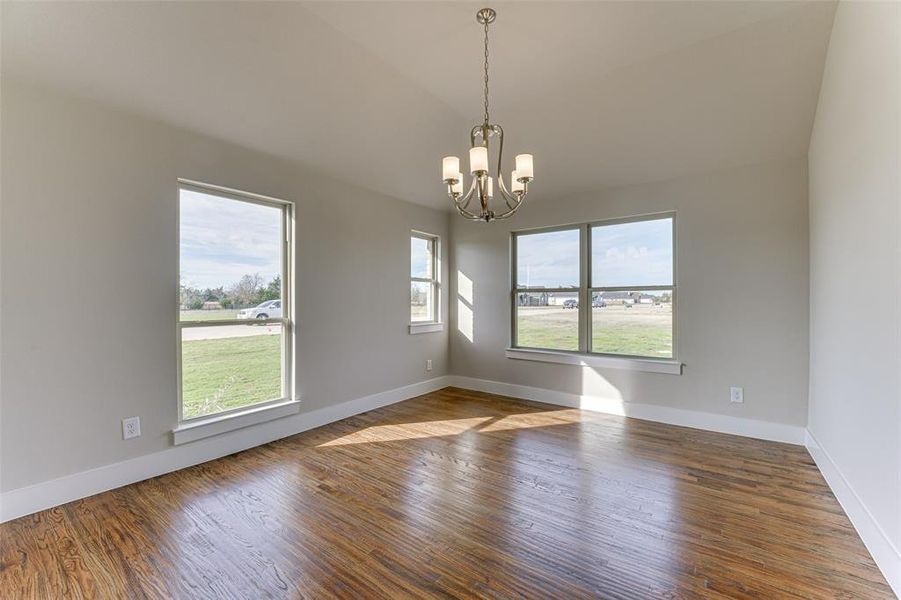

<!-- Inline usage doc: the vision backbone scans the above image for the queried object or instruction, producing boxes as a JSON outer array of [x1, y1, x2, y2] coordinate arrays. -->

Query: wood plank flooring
[[0, 387, 893, 598]]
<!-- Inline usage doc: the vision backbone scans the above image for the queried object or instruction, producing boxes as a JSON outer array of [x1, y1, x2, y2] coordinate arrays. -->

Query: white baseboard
[[805, 430, 901, 597], [447, 375, 806, 445], [0, 376, 450, 523]]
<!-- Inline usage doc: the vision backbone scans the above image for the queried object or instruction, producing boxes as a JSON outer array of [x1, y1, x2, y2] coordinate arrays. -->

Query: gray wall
[[0, 81, 449, 492], [450, 158, 810, 426], [808, 1, 900, 552]]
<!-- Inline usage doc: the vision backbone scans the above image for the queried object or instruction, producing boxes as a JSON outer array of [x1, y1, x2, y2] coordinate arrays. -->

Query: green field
[[517, 305, 672, 358], [180, 309, 240, 322], [181, 333, 281, 419], [181, 304, 668, 421]]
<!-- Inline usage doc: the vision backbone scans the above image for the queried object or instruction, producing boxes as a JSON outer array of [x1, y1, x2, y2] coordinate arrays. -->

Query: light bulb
[[469, 146, 489, 174], [515, 154, 533, 179], [442, 156, 460, 182], [451, 173, 463, 194], [511, 170, 524, 193]]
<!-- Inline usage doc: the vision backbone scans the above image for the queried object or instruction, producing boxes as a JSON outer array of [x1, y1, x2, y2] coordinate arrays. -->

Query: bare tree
[[228, 273, 264, 307]]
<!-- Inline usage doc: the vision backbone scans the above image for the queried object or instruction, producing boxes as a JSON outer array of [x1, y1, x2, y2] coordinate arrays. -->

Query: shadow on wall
[[457, 270, 474, 343]]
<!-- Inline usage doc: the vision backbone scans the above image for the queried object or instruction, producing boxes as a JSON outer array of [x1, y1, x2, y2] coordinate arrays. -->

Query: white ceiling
[[2, 1, 835, 209]]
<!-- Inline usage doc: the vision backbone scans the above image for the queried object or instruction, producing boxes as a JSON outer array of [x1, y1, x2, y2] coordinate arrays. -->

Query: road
[[182, 324, 281, 341]]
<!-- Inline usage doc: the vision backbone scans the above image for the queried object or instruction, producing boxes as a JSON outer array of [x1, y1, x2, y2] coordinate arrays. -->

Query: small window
[[411, 232, 440, 323], [512, 214, 674, 359], [178, 183, 293, 422]]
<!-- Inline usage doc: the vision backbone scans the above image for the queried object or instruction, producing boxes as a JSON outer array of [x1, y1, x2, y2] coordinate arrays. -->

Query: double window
[[410, 231, 440, 324], [177, 182, 293, 423], [512, 214, 674, 359]]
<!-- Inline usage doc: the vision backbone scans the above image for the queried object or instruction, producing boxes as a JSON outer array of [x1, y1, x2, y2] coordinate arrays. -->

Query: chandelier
[[441, 8, 534, 222]]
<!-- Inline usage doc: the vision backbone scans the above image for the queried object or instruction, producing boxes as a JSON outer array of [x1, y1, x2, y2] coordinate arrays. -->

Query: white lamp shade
[[515, 154, 534, 179], [442, 156, 460, 181], [451, 173, 463, 194], [470, 146, 489, 173], [511, 170, 524, 192]]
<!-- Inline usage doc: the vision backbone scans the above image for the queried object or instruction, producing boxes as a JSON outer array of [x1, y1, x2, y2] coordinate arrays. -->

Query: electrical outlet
[[122, 416, 141, 440], [730, 387, 744, 404], [426, 359, 433, 372]]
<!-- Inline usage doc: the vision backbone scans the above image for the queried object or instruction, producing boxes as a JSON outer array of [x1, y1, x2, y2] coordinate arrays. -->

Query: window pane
[[591, 290, 673, 358], [516, 228, 580, 289], [411, 236, 433, 279], [591, 218, 672, 287], [515, 291, 579, 351], [181, 323, 283, 419], [411, 281, 433, 322], [179, 189, 282, 322]]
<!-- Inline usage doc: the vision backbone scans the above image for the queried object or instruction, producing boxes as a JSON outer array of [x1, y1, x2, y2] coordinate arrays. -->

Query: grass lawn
[[517, 305, 672, 357], [180, 309, 240, 322], [411, 303, 431, 322], [181, 333, 281, 419], [517, 308, 579, 351]]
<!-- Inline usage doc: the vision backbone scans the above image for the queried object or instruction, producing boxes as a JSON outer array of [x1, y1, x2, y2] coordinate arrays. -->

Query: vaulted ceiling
[[2, 1, 836, 209]]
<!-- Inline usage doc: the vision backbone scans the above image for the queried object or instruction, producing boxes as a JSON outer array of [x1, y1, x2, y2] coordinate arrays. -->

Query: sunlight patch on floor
[[318, 416, 492, 446], [478, 409, 583, 432]]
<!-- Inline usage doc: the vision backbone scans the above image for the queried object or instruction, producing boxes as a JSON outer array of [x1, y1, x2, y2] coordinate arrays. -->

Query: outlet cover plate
[[122, 416, 141, 440]]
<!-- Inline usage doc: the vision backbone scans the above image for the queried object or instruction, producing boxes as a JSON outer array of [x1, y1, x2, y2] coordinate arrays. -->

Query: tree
[[228, 273, 264, 307], [258, 276, 281, 303], [179, 280, 203, 309]]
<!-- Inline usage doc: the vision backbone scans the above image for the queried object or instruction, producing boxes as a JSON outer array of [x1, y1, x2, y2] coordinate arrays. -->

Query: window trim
[[175, 179, 296, 436], [409, 230, 442, 331], [510, 212, 678, 368]]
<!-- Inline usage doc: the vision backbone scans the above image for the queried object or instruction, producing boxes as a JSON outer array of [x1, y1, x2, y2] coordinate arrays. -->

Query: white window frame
[[174, 180, 298, 444], [409, 230, 443, 334], [508, 212, 681, 374]]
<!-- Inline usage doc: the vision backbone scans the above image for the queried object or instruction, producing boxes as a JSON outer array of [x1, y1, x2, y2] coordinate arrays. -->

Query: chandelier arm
[[448, 176, 478, 210], [491, 124, 505, 182], [477, 174, 490, 214], [455, 205, 483, 220], [491, 198, 524, 220], [496, 177, 519, 205], [453, 192, 483, 220]]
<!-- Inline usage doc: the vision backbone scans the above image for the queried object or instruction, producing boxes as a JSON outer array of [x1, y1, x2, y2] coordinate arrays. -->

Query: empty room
[[1, 1, 899, 598]]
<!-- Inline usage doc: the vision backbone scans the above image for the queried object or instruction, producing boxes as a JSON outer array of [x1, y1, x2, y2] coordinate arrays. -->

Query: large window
[[178, 182, 293, 422], [411, 231, 440, 323], [512, 214, 674, 359]]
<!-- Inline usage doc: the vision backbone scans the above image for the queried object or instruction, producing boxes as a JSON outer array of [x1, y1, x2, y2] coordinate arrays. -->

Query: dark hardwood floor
[[0, 387, 893, 598]]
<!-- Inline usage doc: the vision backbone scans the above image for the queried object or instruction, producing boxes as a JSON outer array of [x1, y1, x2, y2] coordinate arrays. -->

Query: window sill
[[505, 348, 683, 375], [409, 322, 444, 335], [172, 399, 301, 445]]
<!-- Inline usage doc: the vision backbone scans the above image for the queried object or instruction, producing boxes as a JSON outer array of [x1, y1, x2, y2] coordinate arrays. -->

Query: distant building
[[201, 301, 223, 310], [598, 291, 639, 305], [517, 289, 579, 306], [597, 291, 661, 305]]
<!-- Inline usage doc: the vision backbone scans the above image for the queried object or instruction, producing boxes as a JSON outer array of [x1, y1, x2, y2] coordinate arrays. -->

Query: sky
[[179, 189, 282, 290], [517, 218, 672, 288], [411, 236, 432, 278]]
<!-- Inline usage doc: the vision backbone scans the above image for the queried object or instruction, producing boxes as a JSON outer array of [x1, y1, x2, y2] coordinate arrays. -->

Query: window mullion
[[579, 223, 591, 353]]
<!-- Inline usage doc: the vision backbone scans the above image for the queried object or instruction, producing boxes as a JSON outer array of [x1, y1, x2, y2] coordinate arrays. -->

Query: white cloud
[[179, 189, 282, 289]]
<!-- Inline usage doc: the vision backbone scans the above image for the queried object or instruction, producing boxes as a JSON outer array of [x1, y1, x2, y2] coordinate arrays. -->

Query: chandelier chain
[[483, 19, 490, 126]]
